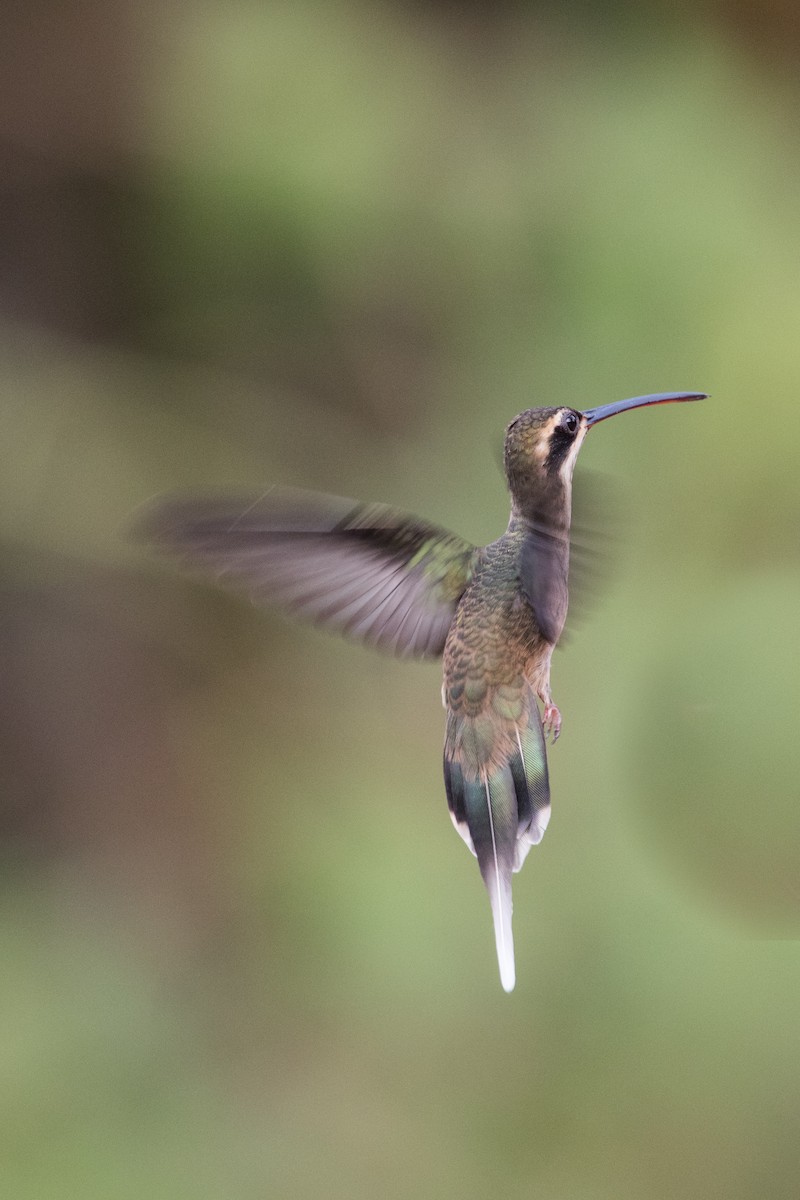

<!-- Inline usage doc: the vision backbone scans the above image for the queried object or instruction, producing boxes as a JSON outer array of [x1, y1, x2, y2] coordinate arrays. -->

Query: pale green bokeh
[[2, 4, 800, 1198]]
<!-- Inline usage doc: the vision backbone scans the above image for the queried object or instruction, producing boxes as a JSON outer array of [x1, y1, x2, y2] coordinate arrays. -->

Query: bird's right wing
[[134, 487, 480, 659]]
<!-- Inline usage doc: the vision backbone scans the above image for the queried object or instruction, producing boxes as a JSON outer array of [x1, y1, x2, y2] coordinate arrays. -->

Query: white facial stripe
[[534, 412, 566, 464], [532, 427, 552, 465], [558, 415, 588, 484]]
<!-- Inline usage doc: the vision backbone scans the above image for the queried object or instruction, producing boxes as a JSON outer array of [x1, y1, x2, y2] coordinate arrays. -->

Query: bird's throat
[[509, 476, 572, 541]]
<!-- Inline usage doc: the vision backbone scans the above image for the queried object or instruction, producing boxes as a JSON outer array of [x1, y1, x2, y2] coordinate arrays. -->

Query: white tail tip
[[499, 956, 516, 993], [488, 871, 516, 993]]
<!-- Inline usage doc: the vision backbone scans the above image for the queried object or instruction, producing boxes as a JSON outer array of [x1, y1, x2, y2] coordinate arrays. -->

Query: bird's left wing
[[135, 487, 479, 659], [518, 471, 621, 646], [518, 524, 569, 646]]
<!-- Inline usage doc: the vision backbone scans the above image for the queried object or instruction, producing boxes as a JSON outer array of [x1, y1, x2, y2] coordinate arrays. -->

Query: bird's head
[[504, 392, 707, 519], [504, 406, 587, 499]]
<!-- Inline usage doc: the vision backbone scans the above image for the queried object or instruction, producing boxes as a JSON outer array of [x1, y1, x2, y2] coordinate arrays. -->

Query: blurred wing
[[564, 468, 621, 634], [135, 487, 479, 659], [519, 470, 621, 645], [518, 525, 569, 646]]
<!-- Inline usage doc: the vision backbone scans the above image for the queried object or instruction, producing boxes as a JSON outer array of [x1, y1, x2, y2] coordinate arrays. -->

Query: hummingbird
[[138, 390, 705, 992]]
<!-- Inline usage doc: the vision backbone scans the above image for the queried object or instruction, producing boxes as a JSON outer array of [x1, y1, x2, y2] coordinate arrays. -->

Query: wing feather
[[135, 487, 479, 659]]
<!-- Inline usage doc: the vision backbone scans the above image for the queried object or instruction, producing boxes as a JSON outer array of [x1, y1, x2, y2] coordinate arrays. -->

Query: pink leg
[[542, 702, 562, 743]]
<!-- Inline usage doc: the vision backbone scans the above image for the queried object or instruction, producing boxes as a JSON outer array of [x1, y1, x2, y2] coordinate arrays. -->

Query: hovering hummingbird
[[139, 390, 705, 991]]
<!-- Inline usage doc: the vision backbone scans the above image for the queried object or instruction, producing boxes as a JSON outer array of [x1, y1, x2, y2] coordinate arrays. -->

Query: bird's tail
[[444, 693, 550, 992]]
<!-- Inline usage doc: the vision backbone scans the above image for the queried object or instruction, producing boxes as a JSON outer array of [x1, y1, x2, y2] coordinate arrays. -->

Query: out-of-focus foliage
[[1, 2, 799, 1197]]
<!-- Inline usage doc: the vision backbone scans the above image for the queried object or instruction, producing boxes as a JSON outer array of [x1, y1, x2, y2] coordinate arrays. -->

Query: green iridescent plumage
[[137, 391, 705, 991]]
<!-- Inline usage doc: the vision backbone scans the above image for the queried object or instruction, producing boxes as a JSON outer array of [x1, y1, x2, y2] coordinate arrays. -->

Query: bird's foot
[[542, 703, 562, 743]]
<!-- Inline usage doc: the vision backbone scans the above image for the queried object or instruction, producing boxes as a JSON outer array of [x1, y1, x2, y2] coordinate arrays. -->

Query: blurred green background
[[2, 1, 800, 1197]]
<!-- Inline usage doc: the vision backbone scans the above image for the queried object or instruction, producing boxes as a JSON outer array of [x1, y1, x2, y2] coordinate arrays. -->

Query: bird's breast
[[442, 572, 544, 710]]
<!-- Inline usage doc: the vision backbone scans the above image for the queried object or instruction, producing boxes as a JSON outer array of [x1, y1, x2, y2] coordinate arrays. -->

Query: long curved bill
[[583, 391, 707, 427]]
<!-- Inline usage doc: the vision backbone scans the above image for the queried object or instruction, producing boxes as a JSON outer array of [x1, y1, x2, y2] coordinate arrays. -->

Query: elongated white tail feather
[[443, 689, 551, 993], [487, 868, 516, 992]]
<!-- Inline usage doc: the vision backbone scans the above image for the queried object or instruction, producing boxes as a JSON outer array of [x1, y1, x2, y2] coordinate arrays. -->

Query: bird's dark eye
[[561, 412, 579, 435]]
